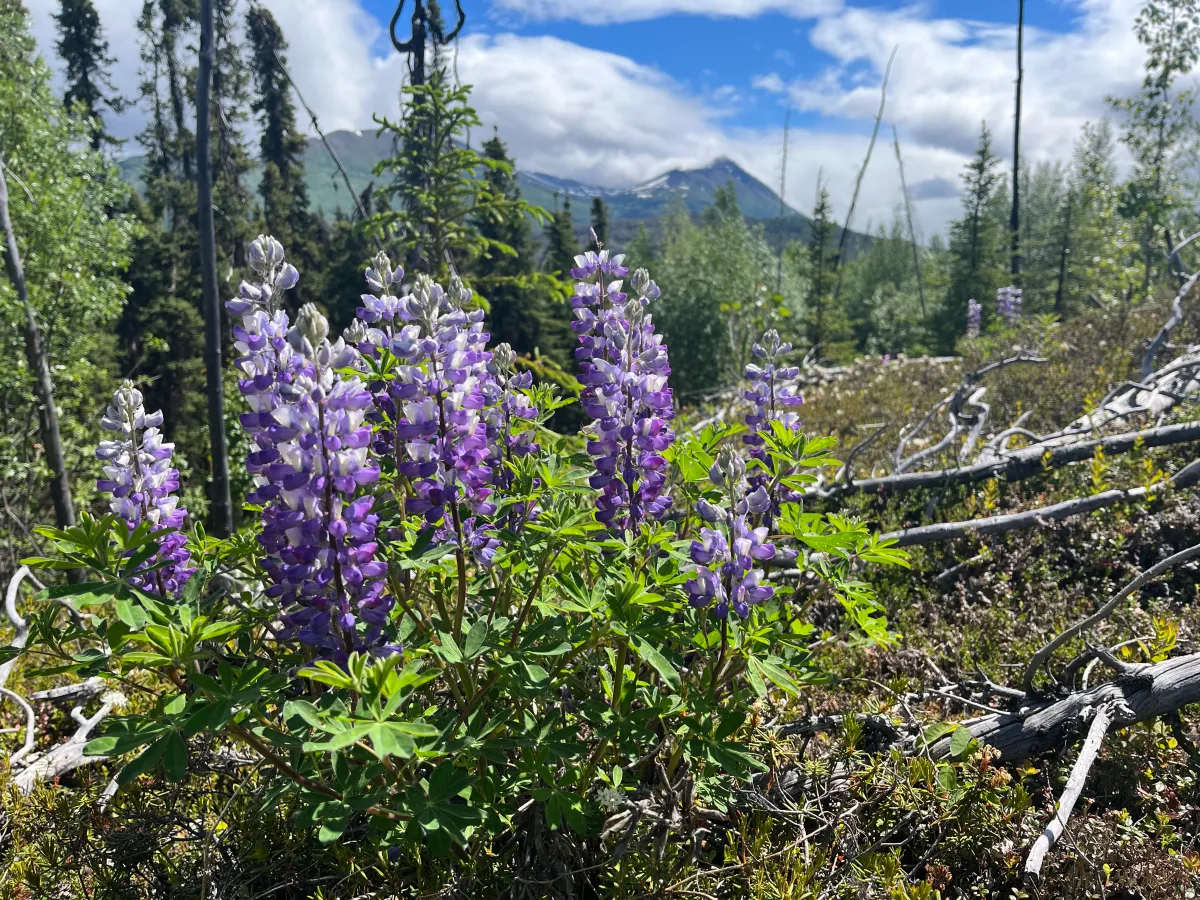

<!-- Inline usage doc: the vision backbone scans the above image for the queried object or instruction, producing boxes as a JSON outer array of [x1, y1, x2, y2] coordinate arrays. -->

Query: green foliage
[[0, 0, 133, 569], [473, 133, 569, 369], [941, 122, 1007, 351], [53, 0, 121, 150], [369, 70, 532, 281], [652, 199, 798, 399], [541, 192, 579, 278], [19, 411, 901, 876]]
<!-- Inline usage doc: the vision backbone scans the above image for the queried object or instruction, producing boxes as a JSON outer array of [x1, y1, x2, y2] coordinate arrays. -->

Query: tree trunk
[[196, 0, 233, 537], [1054, 191, 1072, 314], [1010, 0, 1024, 281], [0, 158, 75, 530]]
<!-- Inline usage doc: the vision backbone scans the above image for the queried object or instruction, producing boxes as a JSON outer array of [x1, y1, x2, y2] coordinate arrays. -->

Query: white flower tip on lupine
[[295, 303, 330, 350], [343, 319, 369, 346], [102, 690, 129, 709], [491, 343, 516, 374]]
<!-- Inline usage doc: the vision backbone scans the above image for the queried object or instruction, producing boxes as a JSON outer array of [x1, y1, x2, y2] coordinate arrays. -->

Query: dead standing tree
[[0, 157, 74, 532], [388, 0, 466, 89]]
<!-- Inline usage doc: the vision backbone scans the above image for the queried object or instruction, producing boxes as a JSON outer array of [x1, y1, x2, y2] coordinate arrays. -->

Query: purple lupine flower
[[683, 449, 792, 619], [996, 286, 1022, 326], [392, 273, 500, 526], [96, 381, 194, 598], [485, 343, 539, 466], [741, 329, 803, 524], [743, 329, 802, 444], [255, 304, 391, 658], [356, 252, 407, 356], [571, 255, 675, 532], [966, 298, 982, 339], [226, 235, 301, 506]]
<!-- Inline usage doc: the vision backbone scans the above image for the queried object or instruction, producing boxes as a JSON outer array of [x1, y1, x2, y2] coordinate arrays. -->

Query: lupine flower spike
[[966, 298, 982, 339], [257, 304, 390, 658], [96, 381, 194, 598], [742, 329, 803, 525], [685, 449, 795, 619], [996, 285, 1022, 326], [571, 250, 675, 532]]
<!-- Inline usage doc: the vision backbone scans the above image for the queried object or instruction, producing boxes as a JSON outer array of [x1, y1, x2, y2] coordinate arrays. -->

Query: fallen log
[[811, 419, 1200, 503], [878, 458, 1200, 548], [928, 651, 1200, 763]]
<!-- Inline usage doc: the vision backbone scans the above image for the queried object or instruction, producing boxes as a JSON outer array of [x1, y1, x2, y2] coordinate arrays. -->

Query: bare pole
[[196, 0, 233, 537], [833, 45, 897, 302], [892, 125, 926, 315], [1010, 0, 1025, 281], [0, 158, 75, 530], [775, 106, 791, 294]]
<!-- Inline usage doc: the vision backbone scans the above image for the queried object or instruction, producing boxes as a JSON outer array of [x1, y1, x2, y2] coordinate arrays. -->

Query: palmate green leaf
[[748, 656, 802, 697], [85, 716, 171, 757], [20, 556, 81, 570], [115, 736, 169, 787], [162, 731, 188, 782], [632, 637, 680, 690], [182, 700, 231, 737], [301, 722, 373, 753], [115, 598, 147, 630], [298, 660, 355, 690], [369, 723, 417, 759], [436, 631, 464, 665], [462, 619, 488, 660]]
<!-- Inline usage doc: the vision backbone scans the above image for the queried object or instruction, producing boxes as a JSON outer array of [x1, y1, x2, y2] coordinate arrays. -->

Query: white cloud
[[488, 0, 842, 25], [770, 0, 1148, 161], [16, 0, 1158, 239]]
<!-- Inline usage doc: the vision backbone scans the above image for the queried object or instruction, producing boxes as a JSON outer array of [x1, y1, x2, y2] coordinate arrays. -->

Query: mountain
[[117, 130, 868, 253]]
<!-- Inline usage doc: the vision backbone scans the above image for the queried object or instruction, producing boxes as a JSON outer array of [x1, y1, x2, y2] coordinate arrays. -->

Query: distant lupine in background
[[966, 299, 982, 339], [571, 250, 676, 532], [743, 329, 804, 524], [96, 381, 194, 598], [996, 285, 1022, 326]]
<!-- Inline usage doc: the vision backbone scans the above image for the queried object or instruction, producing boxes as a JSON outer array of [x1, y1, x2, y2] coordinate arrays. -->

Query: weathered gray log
[[879, 458, 1200, 548], [1143, 272, 1198, 377], [817, 419, 1200, 502], [929, 651, 1200, 762]]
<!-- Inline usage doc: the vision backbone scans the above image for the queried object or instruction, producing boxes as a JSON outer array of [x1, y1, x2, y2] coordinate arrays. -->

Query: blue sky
[[351, 0, 1083, 136], [23, 0, 1153, 236]]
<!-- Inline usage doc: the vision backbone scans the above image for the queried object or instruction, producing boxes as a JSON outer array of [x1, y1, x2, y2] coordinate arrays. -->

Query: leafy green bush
[[14, 241, 902, 878]]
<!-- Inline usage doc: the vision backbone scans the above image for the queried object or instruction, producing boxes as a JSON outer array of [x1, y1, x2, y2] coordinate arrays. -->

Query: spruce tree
[[474, 133, 568, 366], [370, 70, 525, 280], [542, 194, 578, 277], [943, 122, 1006, 348], [246, 6, 311, 256], [589, 196, 609, 248], [211, 0, 252, 268], [124, 0, 206, 500], [806, 182, 837, 350], [54, 0, 121, 150]]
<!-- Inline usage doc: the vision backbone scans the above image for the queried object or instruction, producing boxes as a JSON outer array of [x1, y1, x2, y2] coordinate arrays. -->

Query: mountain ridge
[[117, 130, 866, 252]]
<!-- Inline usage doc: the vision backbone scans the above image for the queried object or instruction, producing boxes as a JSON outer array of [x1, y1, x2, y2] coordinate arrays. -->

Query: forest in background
[[2, 0, 1195, 561]]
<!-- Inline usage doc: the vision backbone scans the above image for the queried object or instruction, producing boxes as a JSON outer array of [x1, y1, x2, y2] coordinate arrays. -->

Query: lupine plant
[[996, 285, 1023, 326], [21, 237, 904, 871], [966, 298, 983, 338]]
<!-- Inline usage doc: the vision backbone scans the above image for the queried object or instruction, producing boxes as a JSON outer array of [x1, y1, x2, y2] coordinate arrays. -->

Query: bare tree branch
[[1024, 702, 1123, 881]]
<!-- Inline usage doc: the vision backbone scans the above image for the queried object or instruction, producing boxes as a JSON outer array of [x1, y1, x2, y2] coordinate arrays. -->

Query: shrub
[[19, 237, 903, 877]]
